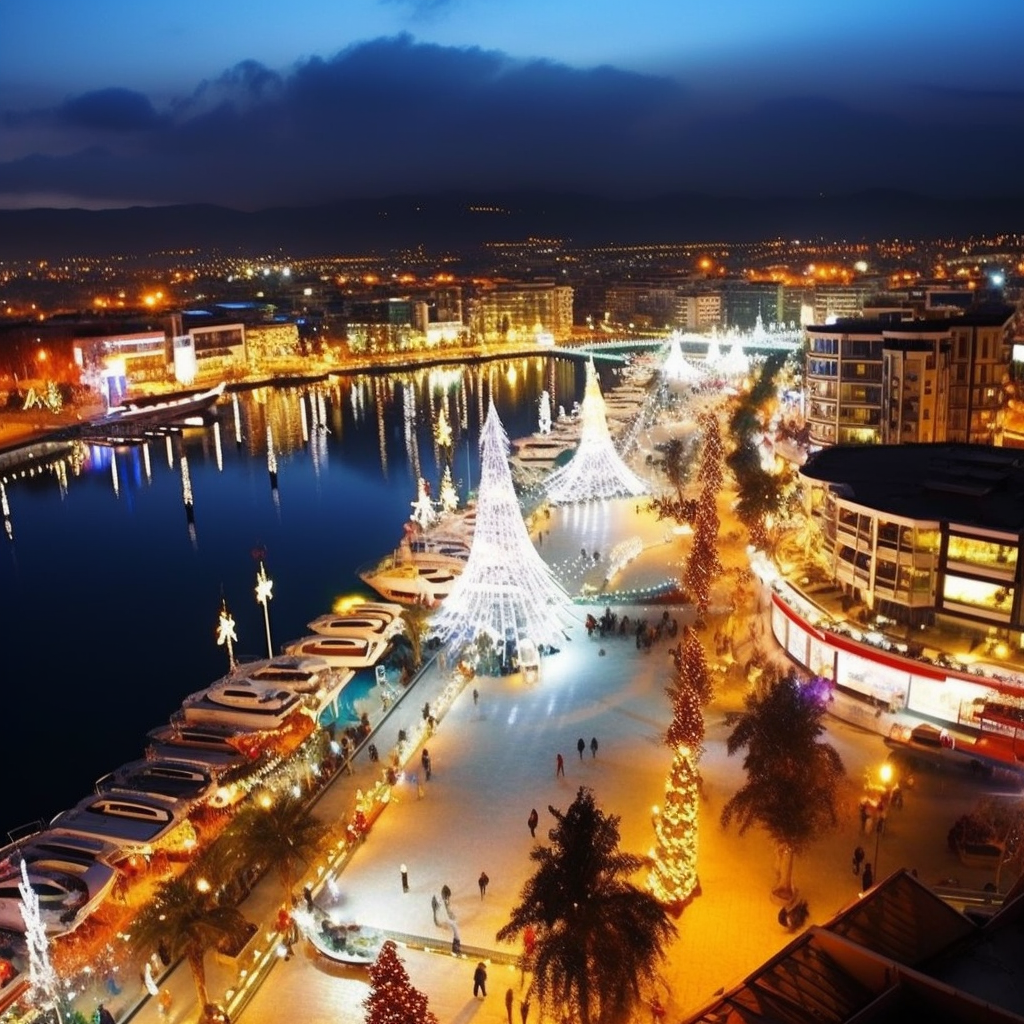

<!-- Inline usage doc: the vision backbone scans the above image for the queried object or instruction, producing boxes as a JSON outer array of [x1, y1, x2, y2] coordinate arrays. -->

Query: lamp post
[[255, 561, 274, 658], [874, 762, 894, 878]]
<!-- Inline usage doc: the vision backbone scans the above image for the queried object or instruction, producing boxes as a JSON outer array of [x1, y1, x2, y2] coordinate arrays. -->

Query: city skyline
[[3, 1, 1024, 211]]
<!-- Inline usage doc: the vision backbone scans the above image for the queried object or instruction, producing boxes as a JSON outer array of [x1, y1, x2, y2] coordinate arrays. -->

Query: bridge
[[556, 330, 803, 364]]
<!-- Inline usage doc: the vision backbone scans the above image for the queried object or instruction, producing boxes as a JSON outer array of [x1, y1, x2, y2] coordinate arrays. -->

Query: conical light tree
[[19, 859, 65, 1023], [364, 939, 439, 1024], [649, 628, 709, 914], [431, 401, 574, 656], [544, 360, 648, 504], [438, 464, 460, 516], [662, 333, 702, 384]]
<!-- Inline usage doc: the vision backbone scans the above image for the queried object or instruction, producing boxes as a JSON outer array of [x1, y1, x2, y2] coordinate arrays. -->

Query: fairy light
[[544, 359, 648, 505]]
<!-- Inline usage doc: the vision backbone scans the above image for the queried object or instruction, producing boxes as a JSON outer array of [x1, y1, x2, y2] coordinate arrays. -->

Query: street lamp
[[874, 762, 894, 878]]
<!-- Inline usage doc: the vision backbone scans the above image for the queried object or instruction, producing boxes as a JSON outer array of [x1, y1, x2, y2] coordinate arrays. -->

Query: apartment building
[[805, 305, 1015, 448], [466, 281, 573, 342]]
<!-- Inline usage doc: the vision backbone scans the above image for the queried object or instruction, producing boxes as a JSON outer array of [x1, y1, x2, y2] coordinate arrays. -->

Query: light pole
[[255, 561, 274, 658], [874, 762, 894, 878]]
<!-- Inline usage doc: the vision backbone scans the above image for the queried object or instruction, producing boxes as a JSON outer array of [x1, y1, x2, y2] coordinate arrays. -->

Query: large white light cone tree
[[544, 360, 648, 504], [431, 401, 575, 657]]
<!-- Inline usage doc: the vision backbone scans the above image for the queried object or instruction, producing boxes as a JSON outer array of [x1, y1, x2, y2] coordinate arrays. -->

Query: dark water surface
[[0, 355, 606, 838]]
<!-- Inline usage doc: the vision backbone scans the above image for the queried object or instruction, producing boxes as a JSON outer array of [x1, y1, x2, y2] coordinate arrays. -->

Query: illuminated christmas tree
[[431, 401, 574, 655], [662, 333, 702, 384], [410, 477, 438, 529], [538, 390, 552, 434], [649, 628, 709, 913], [438, 464, 459, 516], [685, 414, 724, 621], [364, 939, 438, 1024], [544, 360, 648, 504]]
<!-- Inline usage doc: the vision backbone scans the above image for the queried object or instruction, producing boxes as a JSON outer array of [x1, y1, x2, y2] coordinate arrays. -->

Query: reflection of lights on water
[[213, 422, 223, 471], [300, 397, 309, 443], [375, 378, 388, 477], [180, 455, 193, 507], [232, 393, 242, 442], [142, 441, 151, 483], [266, 425, 277, 476], [111, 452, 119, 497], [165, 434, 174, 469]]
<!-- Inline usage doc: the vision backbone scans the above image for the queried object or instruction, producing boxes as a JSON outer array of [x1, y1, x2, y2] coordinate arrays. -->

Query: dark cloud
[[1, 36, 1022, 209], [58, 88, 165, 131]]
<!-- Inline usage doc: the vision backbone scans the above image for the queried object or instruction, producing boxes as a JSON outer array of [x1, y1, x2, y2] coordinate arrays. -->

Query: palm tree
[[400, 603, 434, 670], [212, 791, 330, 904], [496, 787, 676, 1024], [721, 672, 845, 900], [128, 869, 254, 1023]]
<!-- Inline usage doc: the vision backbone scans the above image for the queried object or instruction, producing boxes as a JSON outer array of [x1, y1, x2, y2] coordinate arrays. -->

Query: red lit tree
[[649, 628, 710, 913], [364, 939, 438, 1024], [685, 415, 724, 622]]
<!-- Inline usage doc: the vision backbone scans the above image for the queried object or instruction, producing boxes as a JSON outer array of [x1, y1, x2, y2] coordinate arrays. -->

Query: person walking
[[527, 808, 539, 837], [478, 871, 489, 898], [473, 961, 488, 998], [421, 748, 432, 781], [577, 737, 586, 760], [505, 988, 515, 1024], [852, 845, 865, 876], [556, 753, 565, 777], [590, 736, 598, 758], [400, 864, 409, 893], [861, 861, 874, 891], [473, 688, 479, 706], [441, 883, 452, 908]]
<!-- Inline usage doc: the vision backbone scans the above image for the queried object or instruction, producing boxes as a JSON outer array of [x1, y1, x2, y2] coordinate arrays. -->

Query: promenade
[[117, 493, 1005, 1024]]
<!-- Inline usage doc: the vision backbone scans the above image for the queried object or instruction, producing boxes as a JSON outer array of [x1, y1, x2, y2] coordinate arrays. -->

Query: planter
[[214, 920, 259, 967]]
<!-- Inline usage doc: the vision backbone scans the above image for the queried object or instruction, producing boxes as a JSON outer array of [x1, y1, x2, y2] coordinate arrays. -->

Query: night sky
[[2, 0, 1023, 211]]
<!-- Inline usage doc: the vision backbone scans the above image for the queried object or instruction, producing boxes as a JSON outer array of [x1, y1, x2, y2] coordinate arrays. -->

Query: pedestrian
[[157, 989, 173, 1018], [401, 863, 409, 893], [473, 961, 488, 998], [527, 808, 539, 837], [431, 893, 441, 926], [556, 753, 565, 777], [473, 688, 479, 706], [451, 932, 462, 956], [852, 845, 865, 876], [441, 883, 452, 907], [861, 862, 874, 891], [590, 737, 598, 758], [858, 799, 870, 833], [96, 1005, 116, 1024], [520, 998, 531, 1024], [421, 748, 432, 781], [478, 871, 489, 898], [303, 883, 314, 913], [505, 987, 515, 1024], [577, 737, 586, 760]]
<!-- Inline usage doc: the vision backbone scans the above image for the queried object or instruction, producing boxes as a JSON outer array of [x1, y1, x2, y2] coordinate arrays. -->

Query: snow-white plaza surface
[[134, 391, 995, 1024]]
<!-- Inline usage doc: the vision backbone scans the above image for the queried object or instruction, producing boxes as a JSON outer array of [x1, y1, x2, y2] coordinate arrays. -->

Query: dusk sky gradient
[[2, 0, 1023, 210]]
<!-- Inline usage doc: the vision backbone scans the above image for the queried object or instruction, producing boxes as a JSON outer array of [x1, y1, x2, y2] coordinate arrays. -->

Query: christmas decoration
[[410, 478, 438, 530], [438, 465, 459, 516], [435, 403, 453, 449], [430, 401, 574, 658], [255, 560, 274, 657], [217, 600, 238, 671], [543, 360, 648, 505], [18, 859, 66, 1023], [662, 333, 702, 384], [364, 939, 438, 1024], [649, 628, 709, 913], [685, 414, 724, 620], [538, 390, 552, 434]]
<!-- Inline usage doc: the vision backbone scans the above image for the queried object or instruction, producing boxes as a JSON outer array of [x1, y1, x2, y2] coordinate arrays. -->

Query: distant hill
[[2, 190, 1024, 261]]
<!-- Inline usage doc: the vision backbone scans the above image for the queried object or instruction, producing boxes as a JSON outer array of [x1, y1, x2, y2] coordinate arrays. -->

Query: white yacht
[[306, 609, 403, 641], [358, 550, 464, 607], [284, 633, 389, 670], [229, 655, 354, 719], [0, 832, 119, 936], [179, 679, 309, 731], [49, 791, 193, 856], [95, 758, 217, 803]]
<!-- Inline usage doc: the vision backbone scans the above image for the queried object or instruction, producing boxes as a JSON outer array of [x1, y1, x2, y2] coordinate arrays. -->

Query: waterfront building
[[799, 442, 1024, 639], [804, 305, 1015, 448], [466, 281, 573, 343]]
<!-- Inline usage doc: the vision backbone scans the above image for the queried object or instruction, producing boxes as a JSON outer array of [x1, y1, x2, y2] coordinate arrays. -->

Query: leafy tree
[[128, 869, 254, 1023], [497, 787, 675, 1024], [212, 792, 329, 904], [721, 673, 845, 900], [364, 939, 438, 1024], [399, 604, 433, 669], [726, 437, 786, 550]]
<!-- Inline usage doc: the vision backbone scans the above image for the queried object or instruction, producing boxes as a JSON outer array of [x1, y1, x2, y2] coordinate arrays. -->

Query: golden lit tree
[[684, 415, 724, 623], [649, 628, 710, 914], [364, 939, 438, 1024]]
